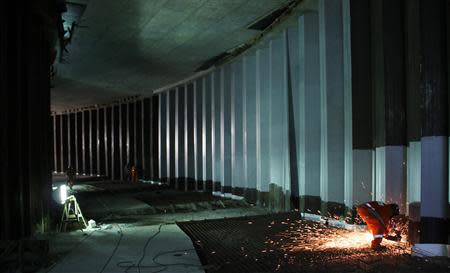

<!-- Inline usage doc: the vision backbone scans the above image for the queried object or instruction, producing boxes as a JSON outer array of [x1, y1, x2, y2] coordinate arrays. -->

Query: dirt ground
[[178, 212, 450, 273]]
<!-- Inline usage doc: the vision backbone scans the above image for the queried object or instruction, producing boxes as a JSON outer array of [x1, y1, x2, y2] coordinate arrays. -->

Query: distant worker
[[66, 166, 76, 189], [356, 201, 401, 249], [130, 165, 138, 183]]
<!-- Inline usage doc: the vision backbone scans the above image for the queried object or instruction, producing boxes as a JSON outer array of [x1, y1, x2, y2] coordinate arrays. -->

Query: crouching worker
[[356, 201, 401, 249]]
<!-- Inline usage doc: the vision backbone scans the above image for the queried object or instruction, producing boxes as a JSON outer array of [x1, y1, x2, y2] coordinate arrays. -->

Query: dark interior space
[[1, 0, 450, 272]]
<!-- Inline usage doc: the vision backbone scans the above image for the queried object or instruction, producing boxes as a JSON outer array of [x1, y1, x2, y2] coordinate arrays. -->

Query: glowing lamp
[[60, 184, 68, 204]]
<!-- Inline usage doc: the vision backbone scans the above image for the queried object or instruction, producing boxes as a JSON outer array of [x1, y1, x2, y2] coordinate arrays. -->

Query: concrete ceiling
[[52, 0, 291, 111]]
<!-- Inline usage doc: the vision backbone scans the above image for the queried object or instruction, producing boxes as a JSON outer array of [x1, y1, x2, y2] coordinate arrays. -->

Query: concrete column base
[[412, 244, 450, 257]]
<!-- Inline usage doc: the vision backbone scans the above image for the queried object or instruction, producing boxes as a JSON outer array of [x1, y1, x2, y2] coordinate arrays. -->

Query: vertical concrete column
[[231, 60, 245, 195], [212, 71, 222, 192], [204, 76, 213, 191], [166, 91, 171, 182], [193, 82, 198, 187], [53, 115, 57, 172], [202, 78, 207, 186], [417, 0, 449, 250], [186, 83, 195, 190], [319, 0, 348, 215], [269, 33, 291, 211], [221, 65, 232, 195], [96, 108, 101, 175], [184, 84, 190, 191], [350, 0, 373, 206], [243, 54, 257, 202], [297, 12, 321, 213], [342, 0, 353, 209], [109, 107, 114, 179], [150, 96, 159, 179], [119, 105, 123, 179], [67, 113, 72, 169], [256, 48, 271, 205], [82, 111, 86, 174], [174, 88, 180, 188], [287, 26, 300, 209], [159, 93, 167, 180], [125, 104, 130, 170], [371, 0, 407, 213], [195, 80, 204, 190], [134, 102, 138, 167], [62, 114, 68, 171], [177, 86, 186, 189], [168, 90, 177, 183], [74, 113, 79, 172], [104, 108, 109, 177], [405, 0, 422, 237], [111, 107, 115, 179], [111, 105, 117, 180], [140, 101, 145, 178], [88, 110, 93, 175], [60, 115, 64, 172]]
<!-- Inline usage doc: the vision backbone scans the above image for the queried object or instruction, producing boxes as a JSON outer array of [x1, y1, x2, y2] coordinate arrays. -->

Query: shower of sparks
[[267, 219, 410, 254], [319, 230, 374, 249], [182, 214, 450, 273]]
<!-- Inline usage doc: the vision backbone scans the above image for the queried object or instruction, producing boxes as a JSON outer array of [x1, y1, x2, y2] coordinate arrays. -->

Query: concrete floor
[[43, 178, 269, 273], [41, 224, 204, 273]]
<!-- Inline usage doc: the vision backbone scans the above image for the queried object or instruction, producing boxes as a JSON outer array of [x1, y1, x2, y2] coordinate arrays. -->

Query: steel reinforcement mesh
[[178, 212, 450, 273]]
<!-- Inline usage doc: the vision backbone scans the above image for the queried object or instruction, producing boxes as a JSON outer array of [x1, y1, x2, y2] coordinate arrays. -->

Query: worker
[[356, 201, 401, 249], [130, 165, 138, 183]]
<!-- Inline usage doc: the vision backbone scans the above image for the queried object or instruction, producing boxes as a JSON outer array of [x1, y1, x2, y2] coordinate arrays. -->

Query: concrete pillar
[[158, 93, 167, 180], [96, 108, 101, 175], [52, 115, 57, 172], [176, 86, 186, 189], [139, 101, 144, 179], [62, 114, 69, 172], [55, 115, 61, 173], [221, 65, 232, 195], [104, 108, 109, 177], [287, 26, 300, 210], [404, 0, 422, 241], [371, 0, 407, 213], [203, 76, 213, 192], [296, 12, 321, 213], [269, 33, 290, 211], [186, 83, 195, 190], [256, 47, 271, 205], [212, 71, 222, 192], [174, 88, 180, 188], [243, 54, 257, 202], [98, 108, 104, 175], [195, 80, 204, 190], [231, 60, 245, 195], [106, 107, 112, 178], [350, 0, 373, 206], [168, 90, 176, 183], [113, 105, 120, 179], [319, 0, 348, 215], [417, 0, 449, 250]]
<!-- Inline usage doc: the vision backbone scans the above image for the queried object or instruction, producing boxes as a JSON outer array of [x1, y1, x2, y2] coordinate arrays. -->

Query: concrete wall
[[52, 97, 159, 181], [51, 0, 450, 219]]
